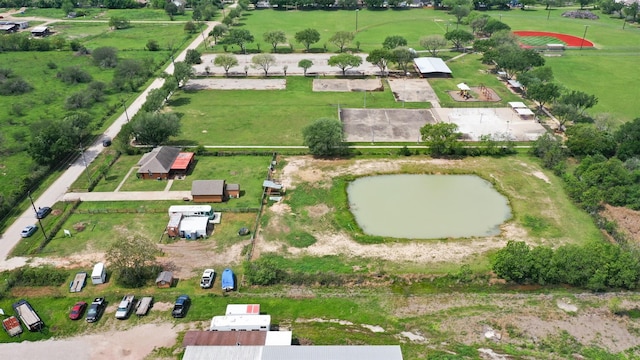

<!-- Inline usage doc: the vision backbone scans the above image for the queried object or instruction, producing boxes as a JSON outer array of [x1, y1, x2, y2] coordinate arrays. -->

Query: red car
[[69, 301, 87, 320]]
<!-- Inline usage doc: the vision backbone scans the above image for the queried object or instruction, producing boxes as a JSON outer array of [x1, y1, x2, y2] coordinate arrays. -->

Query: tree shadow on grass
[[168, 97, 191, 107]]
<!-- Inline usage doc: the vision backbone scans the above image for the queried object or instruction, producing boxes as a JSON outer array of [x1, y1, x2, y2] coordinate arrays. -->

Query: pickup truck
[[115, 295, 135, 319], [86, 298, 106, 323], [200, 269, 215, 288]]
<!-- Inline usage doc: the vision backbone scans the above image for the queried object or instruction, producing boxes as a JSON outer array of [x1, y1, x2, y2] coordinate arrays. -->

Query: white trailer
[[209, 314, 271, 332], [225, 304, 260, 316], [91, 262, 106, 285]]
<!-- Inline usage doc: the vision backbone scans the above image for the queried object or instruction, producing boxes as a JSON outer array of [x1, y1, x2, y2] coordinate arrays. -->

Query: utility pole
[[28, 191, 48, 240], [79, 144, 93, 185]]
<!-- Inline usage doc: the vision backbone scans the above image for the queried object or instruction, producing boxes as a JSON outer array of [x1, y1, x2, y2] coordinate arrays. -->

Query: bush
[[6, 266, 68, 287], [57, 66, 93, 84]]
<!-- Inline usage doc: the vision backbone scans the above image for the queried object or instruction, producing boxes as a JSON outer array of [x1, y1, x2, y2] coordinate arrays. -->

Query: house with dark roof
[[136, 147, 194, 180]]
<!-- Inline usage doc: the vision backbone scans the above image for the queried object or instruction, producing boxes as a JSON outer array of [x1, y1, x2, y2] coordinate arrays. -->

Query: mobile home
[[209, 314, 271, 332]]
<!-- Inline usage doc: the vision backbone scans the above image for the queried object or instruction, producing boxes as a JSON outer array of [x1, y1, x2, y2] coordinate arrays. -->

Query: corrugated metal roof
[[183, 331, 267, 346], [192, 180, 225, 196], [414, 57, 452, 74], [183, 346, 263, 360], [226, 183, 240, 191], [264, 331, 292, 346], [155, 271, 173, 283], [171, 152, 194, 170], [263, 345, 403, 360], [182, 346, 403, 360]]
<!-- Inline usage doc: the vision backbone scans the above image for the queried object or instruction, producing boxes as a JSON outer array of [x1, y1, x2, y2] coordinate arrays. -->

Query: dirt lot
[[184, 78, 286, 91], [312, 79, 383, 92], [387, 78, 439, 103]]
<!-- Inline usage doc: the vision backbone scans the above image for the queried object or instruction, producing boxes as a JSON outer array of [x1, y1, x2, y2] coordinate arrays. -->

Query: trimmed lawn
[[168, 76, 428, 146]]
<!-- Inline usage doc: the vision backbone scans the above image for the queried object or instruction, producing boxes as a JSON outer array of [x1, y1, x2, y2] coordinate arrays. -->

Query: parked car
[[200, 269, 215, 289], [86, 298, 106, 323], [20, 225, 37, 238], [172, 295, 190, 318], [69, 301, 87, 320], [36, 206, 52, 219], [102, 137, 111, 147]]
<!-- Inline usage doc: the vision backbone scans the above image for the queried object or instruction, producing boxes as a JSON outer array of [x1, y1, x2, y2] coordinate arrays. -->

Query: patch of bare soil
[[0, 322, 188, 360], [601, 204, 640, 242], [157, 239, 247, 279], [395, 293, 640, 355]]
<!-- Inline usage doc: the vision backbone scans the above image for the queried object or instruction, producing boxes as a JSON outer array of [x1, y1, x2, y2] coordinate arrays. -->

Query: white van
[[91, 262, 106, 285]]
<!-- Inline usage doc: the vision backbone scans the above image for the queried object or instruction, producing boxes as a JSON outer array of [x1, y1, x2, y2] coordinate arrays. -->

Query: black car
[[36, 207, 52, 219], [171, 295, 190, 318], [86, 298, 106, 323]]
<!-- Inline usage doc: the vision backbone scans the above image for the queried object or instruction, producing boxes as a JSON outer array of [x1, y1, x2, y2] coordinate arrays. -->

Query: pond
[[347, 174, 511, 239]]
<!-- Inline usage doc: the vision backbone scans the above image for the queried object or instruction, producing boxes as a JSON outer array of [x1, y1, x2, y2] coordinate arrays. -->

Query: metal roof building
[[413, 57, 452, 78], [182, 345, 404, 360]]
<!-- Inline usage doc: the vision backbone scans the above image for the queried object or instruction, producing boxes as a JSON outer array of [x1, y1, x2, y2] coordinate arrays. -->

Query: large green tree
[[209, 24, 228, 44], [420, 122, 462, 157], [566, 123, 617, 158], [382, 35, 407, 49], [298, 59, 313, 76], [329, 31, 355, 52], [214, 54, 238, 76], [295, 28, 321, 51], [263, 30, 287, 52], [302, 118, 347, 157], [366, 48, 392, 76], [615, 118, 640, 161], [444, 29, 474, 51], [107, 236, 162, 288], [328, 53, 362, 76], [419, 35, 448, 57], [224, 29, 254, 53], [131, 112, 181, 146], [391, 47, 416, 75], [251, 54, 277, 76]]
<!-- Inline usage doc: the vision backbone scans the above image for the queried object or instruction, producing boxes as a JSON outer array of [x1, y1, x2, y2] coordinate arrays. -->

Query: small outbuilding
[[413, 57, 452, 78], [226, 183, 240, 199], [0, 23, 19, 33], [192, 180, 225, 203], [155, 271, 174, 288], [31, 26, 50, 36], [179, 216, 210, 239]]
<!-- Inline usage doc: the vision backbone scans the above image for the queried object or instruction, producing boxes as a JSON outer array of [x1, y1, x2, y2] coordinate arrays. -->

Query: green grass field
[[168, 76, 429, 145]]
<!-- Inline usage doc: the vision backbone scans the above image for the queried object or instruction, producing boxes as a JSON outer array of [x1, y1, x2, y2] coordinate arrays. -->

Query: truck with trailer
[[12, 299, 44, 331], [135, 296, 153, 317], [115, 295, 135, 319]]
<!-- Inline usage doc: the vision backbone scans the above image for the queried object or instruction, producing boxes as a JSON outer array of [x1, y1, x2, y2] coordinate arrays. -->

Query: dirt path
[[0, 323, 185, 360]]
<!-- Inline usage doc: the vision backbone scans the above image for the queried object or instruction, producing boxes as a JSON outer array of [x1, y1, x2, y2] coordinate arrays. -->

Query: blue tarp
[[221, 268, 235, 291]]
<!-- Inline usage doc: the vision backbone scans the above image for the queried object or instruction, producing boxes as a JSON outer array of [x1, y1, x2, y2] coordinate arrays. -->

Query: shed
[[167, 212, 183, 237], [15, 21, 29, 29], [137, 146, 180, 180], [413, 57, 452, 78], [515, 108, 535, 119], [155, 271, 174, 288], [0, 24, 19, 33], [508, 101, 527, 109], [192, 180, 225, 203], [507, 79, 523, 92], [31, 26, 50, 36], [225, 183, 240, 199]]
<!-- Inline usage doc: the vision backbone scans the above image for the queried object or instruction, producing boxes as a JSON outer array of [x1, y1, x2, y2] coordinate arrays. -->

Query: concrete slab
[[387, 78, 439, 103], [312, 79, 383, 92], [184, 78, 286, 90], [431, 107, 546, 141], [341, 108, 436, 142]]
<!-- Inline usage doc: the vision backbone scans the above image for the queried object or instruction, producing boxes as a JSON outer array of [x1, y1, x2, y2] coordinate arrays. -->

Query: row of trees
[[492, 240, 640, 291]]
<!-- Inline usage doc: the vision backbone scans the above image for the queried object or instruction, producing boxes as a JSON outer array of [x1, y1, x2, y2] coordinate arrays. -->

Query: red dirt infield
[[513, 31, 594, 47]]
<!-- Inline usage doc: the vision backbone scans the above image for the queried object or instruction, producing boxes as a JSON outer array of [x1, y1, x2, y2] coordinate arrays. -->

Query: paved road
[[0, 20, 219, 268]]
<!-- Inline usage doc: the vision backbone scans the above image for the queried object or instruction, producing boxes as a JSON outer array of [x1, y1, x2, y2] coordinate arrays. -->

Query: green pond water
[[347, 174, 512, 239]]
